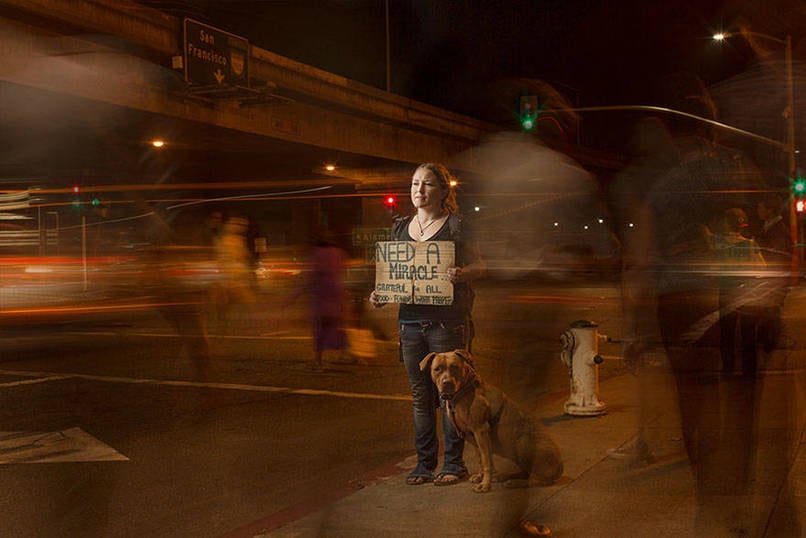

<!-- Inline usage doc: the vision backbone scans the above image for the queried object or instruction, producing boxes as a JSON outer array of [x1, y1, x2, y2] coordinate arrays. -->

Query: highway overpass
[[0, 0, 497, 188]]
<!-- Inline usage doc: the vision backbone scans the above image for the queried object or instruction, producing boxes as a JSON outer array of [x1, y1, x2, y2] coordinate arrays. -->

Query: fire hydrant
[[560, 320, 607, 416]]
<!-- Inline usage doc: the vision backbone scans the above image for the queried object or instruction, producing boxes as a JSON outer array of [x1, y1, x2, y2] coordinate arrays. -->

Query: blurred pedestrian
[[605, 117, 676, 465], [756, 195, 792, 263], [369, 163, 484, 486], [609, 74, 767, 534], [754, 194, 793, 351], [211, 215, 255, 333], [710, 207, 766, 376], [203, 210, 224, 246], [143, 205, 211, 376], [287, 230, 349, 371]]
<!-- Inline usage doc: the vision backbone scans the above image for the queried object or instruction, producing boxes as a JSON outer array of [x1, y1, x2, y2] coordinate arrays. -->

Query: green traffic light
[[519, 95, 541, 132], [91, 197, 100, 207], [794, 178, 806, 195]]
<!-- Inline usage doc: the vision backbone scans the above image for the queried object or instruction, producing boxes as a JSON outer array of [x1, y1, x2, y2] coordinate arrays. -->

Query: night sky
[[142, 0, 804, 145]]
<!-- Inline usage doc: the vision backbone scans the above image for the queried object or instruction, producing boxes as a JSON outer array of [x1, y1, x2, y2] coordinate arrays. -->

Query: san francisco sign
[[183, 18, 249, 88]]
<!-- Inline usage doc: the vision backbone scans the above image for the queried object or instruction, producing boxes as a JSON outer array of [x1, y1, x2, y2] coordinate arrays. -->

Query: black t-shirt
[[393, 214, 476, 323]]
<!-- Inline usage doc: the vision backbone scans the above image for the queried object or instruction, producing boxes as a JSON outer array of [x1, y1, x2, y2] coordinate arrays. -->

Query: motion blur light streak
[[0, 301, 196, 317], [2, 179, 349, 195], [506, 294, 616, 305]]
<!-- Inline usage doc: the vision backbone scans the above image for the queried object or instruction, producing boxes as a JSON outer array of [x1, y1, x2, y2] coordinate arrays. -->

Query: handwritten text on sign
[[375, 241, 454, 305]]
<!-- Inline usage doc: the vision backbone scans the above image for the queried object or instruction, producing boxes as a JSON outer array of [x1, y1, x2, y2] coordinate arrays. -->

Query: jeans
[[399, 320, 468, 476]]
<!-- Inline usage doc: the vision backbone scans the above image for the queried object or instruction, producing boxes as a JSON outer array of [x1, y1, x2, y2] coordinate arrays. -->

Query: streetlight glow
[[151, 139, 165, 148], [713, 33, 726, 41]]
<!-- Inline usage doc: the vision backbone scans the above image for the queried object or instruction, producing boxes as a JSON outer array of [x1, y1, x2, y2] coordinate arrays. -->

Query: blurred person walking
[[211, 215, 255, 333], [143, 205, 212, 376], [710, 207, 766, 376], [607, 75, 777, 535], [605, 117, 677, 465], [286, 230, 349, 371], [369, 163, 484, 486], [754, 194, 793, 351]]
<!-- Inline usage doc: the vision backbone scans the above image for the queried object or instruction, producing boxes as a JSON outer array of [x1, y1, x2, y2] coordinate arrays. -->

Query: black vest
[[392, 214, 475, 323]]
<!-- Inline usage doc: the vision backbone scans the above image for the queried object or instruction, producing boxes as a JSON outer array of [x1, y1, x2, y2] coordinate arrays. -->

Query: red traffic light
[[383, 195, 397, 207], [72, 185, 80, 194]]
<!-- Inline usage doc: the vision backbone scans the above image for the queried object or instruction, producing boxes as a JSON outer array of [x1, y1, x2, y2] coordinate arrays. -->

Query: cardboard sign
[[374, 241, 454, 305], [353, 227, 393, 263]]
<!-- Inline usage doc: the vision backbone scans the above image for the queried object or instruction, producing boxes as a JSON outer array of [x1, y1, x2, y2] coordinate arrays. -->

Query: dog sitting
[[419, 349, 563, 493]]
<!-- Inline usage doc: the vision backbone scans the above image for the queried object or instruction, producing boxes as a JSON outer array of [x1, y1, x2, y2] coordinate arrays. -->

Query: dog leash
[[442, 397, 464, 439]]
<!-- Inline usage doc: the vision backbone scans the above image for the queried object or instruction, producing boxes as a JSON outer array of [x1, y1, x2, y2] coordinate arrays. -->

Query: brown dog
[[419, 349, 563, 493]]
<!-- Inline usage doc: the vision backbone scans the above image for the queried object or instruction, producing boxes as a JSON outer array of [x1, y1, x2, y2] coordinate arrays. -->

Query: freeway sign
[[183, 18, 249, 88]]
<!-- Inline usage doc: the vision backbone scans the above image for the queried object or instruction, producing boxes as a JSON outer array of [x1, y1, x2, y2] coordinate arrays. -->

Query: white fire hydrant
[[560, 320, 607, 416]]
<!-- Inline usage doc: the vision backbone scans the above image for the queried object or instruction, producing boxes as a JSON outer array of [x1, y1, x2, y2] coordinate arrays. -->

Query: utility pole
[[385, 0, 391, 92]]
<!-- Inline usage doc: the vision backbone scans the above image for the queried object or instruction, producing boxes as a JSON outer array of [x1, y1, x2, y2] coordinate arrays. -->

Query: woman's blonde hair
[[415, 163, 459, 214]]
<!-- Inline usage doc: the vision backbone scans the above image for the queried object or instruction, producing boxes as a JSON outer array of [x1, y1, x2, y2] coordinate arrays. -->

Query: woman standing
[[370, 163, 484, 486]]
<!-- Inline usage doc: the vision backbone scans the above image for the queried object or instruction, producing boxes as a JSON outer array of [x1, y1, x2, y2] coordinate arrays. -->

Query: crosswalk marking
[[0, 427, 128, 464]]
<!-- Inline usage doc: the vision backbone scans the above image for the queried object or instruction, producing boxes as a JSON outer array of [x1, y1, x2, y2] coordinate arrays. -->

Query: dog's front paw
[[469, 473, 483, 484], [472, 481, 491, 493]]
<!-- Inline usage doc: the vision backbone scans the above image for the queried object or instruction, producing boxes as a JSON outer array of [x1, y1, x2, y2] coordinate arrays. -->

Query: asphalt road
[[0, 278, 625, 537]]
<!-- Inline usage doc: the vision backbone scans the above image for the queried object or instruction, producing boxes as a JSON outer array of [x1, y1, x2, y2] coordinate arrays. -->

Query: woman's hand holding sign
[[368, 289, 384, 308]]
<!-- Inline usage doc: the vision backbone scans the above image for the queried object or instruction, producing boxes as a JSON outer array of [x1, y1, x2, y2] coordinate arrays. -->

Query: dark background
[[139, 0, 804, 118]]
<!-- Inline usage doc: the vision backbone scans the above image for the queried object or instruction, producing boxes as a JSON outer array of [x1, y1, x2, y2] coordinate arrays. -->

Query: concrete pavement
[[222, 290, 806, 538]]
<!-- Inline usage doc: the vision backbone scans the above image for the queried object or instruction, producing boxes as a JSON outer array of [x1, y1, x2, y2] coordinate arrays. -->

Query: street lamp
[[714, 30, 798, 265]]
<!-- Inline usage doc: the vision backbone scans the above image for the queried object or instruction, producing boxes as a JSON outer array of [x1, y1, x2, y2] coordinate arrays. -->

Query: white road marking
[[0, 427, 128, 464], [0, 375, 74, 388], [0, 369, 411, 402], [65, 331, 310, 341]]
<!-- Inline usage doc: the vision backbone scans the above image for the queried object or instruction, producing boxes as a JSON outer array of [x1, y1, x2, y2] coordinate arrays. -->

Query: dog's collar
[[439, 373, 479, 439]]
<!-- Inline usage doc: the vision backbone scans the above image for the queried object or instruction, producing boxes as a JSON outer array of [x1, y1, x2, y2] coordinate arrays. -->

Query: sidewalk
[[224, 299, 806, 538]]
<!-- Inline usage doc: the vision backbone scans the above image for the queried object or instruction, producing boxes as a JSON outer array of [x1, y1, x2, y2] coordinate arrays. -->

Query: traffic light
[[520, 95, 539, 131], [383, 195, 397, 208], [71, 184, 82, 209], [792, 175, 806, 196], [792, 175, 806, 214]]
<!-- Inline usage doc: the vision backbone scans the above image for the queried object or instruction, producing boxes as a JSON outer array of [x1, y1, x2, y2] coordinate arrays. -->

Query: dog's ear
[[454, 349, 473, 363], [419, 352, 438, 372]]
